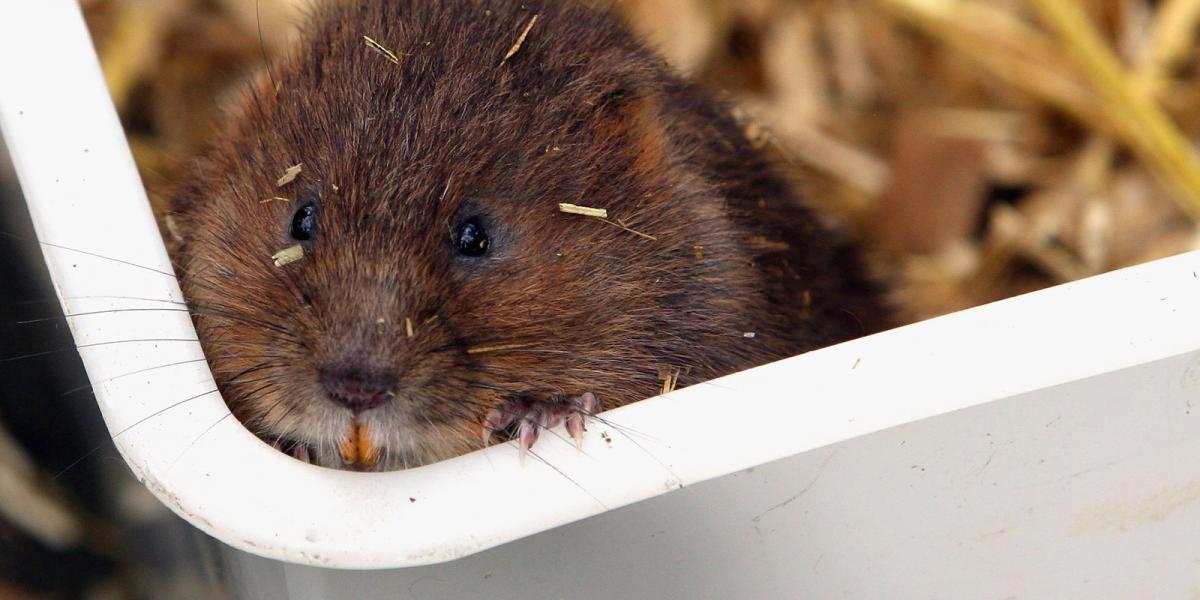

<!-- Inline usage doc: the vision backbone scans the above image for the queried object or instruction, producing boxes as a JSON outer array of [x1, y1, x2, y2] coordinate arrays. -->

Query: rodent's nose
[[319, 369, 397, 412]]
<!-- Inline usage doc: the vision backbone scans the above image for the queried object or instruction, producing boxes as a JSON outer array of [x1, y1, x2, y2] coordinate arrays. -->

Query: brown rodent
[[168, 0, 888, 471]]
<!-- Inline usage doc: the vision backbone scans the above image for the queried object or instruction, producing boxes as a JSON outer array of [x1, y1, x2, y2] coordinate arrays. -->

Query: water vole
[[169, 0, 888, 471]]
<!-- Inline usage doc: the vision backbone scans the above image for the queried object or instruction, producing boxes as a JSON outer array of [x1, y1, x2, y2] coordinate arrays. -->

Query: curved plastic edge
[[5, 0, 1200, 570]]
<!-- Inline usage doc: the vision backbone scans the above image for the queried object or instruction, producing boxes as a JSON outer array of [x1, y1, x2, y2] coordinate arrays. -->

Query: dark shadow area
[[0, 139, 228, 599]]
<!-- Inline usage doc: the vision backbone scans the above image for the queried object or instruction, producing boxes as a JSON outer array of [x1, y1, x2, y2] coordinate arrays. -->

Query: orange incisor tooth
[[358, 423, 380, 467], [339, 430, 358, 465], [339, 423, 380, 467]]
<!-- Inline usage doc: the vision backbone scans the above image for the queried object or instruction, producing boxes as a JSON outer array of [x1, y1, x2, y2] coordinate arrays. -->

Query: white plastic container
[[5, 2, 1200, 598]]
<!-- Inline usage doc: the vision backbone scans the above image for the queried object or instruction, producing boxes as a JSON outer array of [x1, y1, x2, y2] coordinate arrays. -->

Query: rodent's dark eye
[[290, 203, 318, 241], [454, 217, 489, 257]]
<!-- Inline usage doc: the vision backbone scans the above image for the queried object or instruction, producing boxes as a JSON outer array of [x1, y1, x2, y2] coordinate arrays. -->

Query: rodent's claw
[[566, 392, 599, 448], [517, 415, 540, 464], [483, 392, 600, 460]]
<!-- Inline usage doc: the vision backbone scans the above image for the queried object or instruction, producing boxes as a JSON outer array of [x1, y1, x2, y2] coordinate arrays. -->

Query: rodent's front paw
[[483, 392, 600, 459]]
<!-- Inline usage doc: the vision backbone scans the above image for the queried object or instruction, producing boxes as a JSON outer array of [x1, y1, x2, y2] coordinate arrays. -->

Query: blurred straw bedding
[[82, 0, 1200, 322]]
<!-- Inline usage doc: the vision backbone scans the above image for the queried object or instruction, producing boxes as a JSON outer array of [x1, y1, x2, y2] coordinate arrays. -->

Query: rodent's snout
[[318, 369, 397, 413]]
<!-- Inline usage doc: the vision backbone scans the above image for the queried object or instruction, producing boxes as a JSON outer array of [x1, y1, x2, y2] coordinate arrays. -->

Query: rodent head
[[170, 0, 781, 470]]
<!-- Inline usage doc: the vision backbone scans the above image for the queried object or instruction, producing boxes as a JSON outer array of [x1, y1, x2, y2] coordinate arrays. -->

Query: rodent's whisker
[[576, 412, 650, 443], [110, 388, 221, 444], [0, 231, 178, 278], [58, 357, 212, 397], [220, 374, 280, 392], [247, 395, 300, 436], [464, 380, 526, 394], [221, 363, 278, 387], [16, 307, 192, 324], [6, 294, 186, 307], [464, 342, 536, 354], [168, 411, 234, 473], [525, 449, 607, 510], [0, 338, 199, 364], [232, 382, 276, 408]]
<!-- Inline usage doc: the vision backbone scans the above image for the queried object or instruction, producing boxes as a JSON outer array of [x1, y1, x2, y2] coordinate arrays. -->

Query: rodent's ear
[[591, 84, 671, 178]]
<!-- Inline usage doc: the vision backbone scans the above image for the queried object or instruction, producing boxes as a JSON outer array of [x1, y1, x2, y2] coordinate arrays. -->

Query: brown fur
[[169, 0, 888, 470]]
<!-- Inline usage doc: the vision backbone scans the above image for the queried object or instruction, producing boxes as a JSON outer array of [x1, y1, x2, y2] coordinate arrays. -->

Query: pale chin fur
[[291, 407, 441, 472]]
